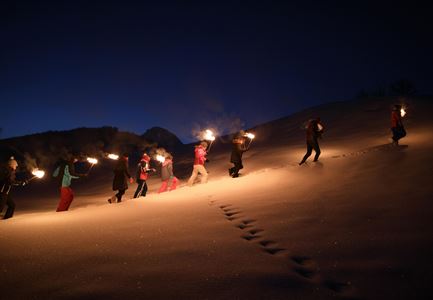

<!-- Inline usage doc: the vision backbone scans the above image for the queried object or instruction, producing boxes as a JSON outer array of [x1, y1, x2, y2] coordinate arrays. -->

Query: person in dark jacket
[[53, 155, 86, 212], [109, 153, 133, 203], [0, 157, 27, 220], [133, 154, 155, 198], [229, 132, 249, 178], [158, 154, 178, 193], [299, 118, 324, 165], [391, 104, 406, 146]]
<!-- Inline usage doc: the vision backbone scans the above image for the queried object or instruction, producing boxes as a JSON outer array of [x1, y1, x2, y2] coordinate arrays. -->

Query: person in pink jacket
[[187, 141, 208, 186]]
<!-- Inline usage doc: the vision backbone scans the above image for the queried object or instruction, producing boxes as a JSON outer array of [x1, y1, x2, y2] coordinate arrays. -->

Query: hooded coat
[[112, 157, 131, 191], [230, 138, 248, 164]]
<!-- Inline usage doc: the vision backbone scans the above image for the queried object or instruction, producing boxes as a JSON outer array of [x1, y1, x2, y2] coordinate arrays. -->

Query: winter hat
[[8, 156, 18, 169], [141, 154, 150, 162]]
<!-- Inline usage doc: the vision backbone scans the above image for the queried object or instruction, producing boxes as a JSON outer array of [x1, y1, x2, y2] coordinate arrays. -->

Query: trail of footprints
[[209, 200, 358, 298]]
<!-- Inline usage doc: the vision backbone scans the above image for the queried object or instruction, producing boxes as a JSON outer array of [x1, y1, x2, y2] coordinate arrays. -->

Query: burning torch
[[244, 132, 255, 148], [203, 129, 216, 152], [86, 157, 98, 174], [400, 107, 406, 117], [29, 168, 46, 182], [156, 154, 166, 164], [107, 153, 119, 160]]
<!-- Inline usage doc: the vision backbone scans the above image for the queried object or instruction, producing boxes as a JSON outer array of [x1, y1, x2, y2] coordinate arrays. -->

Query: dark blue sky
[[2, 1, 432, 142]]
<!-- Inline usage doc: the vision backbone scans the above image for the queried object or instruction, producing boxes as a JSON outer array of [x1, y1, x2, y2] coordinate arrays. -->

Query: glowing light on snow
[[203, 129, 216, 141], [401, 108, 406, 117], [87, 157, 98, 164], [244, 133, 255, 139], [31, 168, 45, 179], [156, 155, 166, 163], [108, 154, 119, 160]]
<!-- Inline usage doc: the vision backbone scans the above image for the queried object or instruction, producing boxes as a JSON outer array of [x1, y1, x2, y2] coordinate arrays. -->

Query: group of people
[[0, 105, 407, 220]]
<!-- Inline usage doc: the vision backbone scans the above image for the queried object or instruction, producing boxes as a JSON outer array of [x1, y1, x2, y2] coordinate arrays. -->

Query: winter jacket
[[230, 139, 248, 164], [53, 161, 80, 188], [136, 159, 152, 181], [0, 166, 25, 195], [306, 120, 323, 142], [391, 111, 403, 128], [112, 158, 131, 191], [194, 146, 207, 165], [161, 159, 174, 181]]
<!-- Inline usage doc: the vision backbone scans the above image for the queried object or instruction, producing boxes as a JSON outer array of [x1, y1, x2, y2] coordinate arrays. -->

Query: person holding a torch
[[187, 141, 209, 186], [53, 154, 87, 212], [158, 153, 178, 193], [0, 157, 28, 220], [134, 153, 155, 198], [391, 104, 406, 146], [229, 131, 250, 178], [299, 117, 324, 165], [109, 153, 133, 203]]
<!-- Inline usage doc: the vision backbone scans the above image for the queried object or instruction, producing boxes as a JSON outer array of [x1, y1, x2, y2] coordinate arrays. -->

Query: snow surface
[[1, 97, 433, 299]]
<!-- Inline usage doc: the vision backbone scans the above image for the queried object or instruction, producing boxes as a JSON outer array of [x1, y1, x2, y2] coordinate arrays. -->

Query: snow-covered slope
[[1, 97, 433, 299]]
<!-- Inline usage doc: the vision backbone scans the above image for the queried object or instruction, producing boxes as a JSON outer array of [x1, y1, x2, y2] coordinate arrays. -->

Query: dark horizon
[[2, 1, 432, 142]]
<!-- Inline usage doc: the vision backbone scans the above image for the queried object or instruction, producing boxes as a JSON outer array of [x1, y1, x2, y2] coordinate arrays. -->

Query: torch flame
[[87, 157, 98, 164], [32, 168, 45, 179], [108, 154, 119, 160], [401, 108, 406, 117], [204, 129, 216, 141], [244, 133, 255, 139], [156, 155, 166, 163]]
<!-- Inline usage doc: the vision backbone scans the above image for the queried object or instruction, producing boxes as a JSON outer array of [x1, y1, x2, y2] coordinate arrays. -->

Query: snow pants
[[134, 180, 148, 198], [159, 177, 178, 193], [57, 187, 74, 212], [187, 165, 208, 186]]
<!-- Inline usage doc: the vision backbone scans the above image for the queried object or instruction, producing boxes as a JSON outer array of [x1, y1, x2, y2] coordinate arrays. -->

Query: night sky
[[2, 1, 432, 142]]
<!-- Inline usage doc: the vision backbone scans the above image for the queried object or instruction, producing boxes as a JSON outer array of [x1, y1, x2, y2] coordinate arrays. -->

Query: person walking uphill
[[109, 153, 133, 203], [187, 141, 209, 186], [391, 104, 406, 146], [158, 154, 178, 193], [134, 154, 155, 198], [0, 157, 27, 219], [53, 155, 86, 212], [299, 118, 324, 165], [229, 134, 249, 178]]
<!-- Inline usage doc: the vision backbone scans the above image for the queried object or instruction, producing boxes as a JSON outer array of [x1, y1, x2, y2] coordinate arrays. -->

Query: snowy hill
[[1, 96, 433, 299]]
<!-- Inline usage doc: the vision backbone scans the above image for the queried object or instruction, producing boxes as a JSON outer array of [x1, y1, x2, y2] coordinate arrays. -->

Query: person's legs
[[57, 187, 73, 211], [134, 180, 144, 198], [232, 162, 243, 177], [187, 166, 199, 186], [197, 165, 208, 184], [141, 181, 148, 196], [299, 142, 313, 165], [313, 141, 321, 162], [169, 177, 178, 191], [116, 189, 125, 202], [0, 192, 7, 213], [3, 194, 15, 219], [159, 180, 169, 193]]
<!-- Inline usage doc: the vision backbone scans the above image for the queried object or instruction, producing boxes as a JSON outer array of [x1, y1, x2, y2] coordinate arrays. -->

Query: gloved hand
[[205, 158, 210, 163]]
